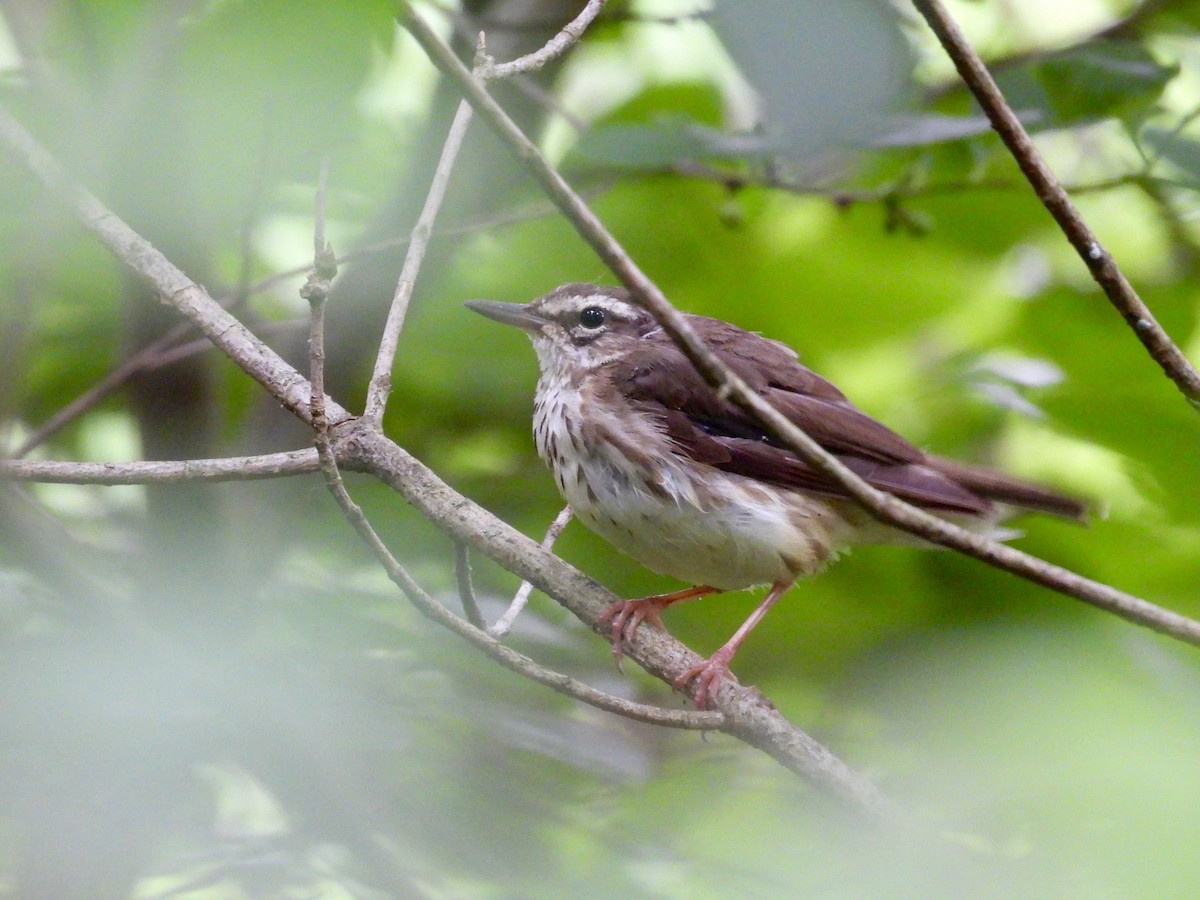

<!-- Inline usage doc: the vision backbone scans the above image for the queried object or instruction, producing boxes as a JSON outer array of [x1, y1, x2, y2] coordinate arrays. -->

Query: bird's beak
[[463, 299, 546, 333]]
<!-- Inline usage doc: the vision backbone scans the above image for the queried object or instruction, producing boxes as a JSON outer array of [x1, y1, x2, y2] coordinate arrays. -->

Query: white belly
[[533, 385, 852, 591]]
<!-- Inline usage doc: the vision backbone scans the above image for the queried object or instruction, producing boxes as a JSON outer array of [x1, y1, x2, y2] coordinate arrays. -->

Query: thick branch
[[401, 5, 1200, 648], [913, 0, 1200, 409]]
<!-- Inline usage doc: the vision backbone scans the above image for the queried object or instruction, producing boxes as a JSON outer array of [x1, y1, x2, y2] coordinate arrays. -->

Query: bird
[[465, 283, 1087, 708]]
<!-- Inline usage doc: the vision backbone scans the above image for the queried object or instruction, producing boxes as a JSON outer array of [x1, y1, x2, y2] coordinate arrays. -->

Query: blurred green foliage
[[1, 0, 1199, 896]]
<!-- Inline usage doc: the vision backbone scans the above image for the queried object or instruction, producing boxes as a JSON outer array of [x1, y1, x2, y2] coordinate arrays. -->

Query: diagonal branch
[[400, 4, 1200, 648], [364, 94, 475, 421], [913, 0, 1200, 409], [490, 504, 572, 637]]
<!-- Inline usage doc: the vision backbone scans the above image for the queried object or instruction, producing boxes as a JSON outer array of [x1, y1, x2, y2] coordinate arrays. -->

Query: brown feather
[[621, 317, 922, 464], [610, 311, 1084, 520], [926, 457, 1089, 522]]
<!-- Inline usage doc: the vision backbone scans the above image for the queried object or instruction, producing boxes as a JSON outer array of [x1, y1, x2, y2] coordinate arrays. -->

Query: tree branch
[[364, 94, 474, 421], [0, 450, 320, 484], [668, 160, 1180, 207], [490, 504, 572, 638], [400, 3, 1200, 648], [477, 0, 609, 79], [454, 541, 487, 629], [912, 0, 1200, 409]]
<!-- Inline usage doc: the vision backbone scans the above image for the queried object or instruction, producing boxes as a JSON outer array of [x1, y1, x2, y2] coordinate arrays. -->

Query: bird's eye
[[579, 306, 606, 329]]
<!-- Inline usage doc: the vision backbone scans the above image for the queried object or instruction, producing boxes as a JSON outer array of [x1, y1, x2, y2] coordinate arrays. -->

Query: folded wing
[[614, 315, 1085, 520]]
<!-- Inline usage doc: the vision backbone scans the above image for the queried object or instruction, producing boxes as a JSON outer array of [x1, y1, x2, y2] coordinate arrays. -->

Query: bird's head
[[465, 283, 657, 379]]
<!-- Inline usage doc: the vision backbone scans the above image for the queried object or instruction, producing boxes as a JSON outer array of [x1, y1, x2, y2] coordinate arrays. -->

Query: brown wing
[[629, 317, 922, 465], [614, 315, 992, 515]]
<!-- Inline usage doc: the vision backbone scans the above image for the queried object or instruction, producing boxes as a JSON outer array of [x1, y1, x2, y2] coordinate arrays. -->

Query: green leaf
[[1140, 126, 1200, 186], [996, 41, 1178, 128], [570, 118, 714, 169]]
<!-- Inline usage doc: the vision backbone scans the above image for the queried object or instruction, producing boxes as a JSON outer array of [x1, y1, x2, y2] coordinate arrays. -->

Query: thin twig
[[401, 6, 1200, 648], [304, 157, 336, 431], [459, 4, 706, 32], [446, 14, 591, 133], [913, 0, 1200, 409], [669, 160, 1178, 205], [454, 542, 487, 629], [364, 95, 475, 421], [477, 0, 609, 79], [490, 504, 572, 638], [0, 450, 320, 484]]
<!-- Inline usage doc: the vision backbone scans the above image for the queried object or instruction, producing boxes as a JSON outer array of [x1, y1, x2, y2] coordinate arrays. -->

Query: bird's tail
[[926, 457, 1090, 523]]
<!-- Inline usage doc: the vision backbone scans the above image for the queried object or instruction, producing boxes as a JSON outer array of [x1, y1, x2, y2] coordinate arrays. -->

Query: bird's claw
[[600, 598, 668, 669], [673, 652, 735, 709]]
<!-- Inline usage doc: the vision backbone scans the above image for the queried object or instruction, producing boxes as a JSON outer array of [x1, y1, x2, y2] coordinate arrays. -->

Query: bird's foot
[[599, 597, 669, 670], [599, 585, 719, 669], [673, 648, 737, 710]]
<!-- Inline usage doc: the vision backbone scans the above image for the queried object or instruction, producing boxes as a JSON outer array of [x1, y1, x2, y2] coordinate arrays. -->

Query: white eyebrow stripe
[[540, 296, 639, 321]]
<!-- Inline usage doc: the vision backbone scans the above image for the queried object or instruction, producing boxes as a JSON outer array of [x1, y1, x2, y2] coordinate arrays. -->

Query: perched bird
[[466, 283, 1086, 707]]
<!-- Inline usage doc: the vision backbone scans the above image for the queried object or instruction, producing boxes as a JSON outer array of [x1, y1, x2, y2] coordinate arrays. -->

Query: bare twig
[[303, 158, 336, 431], [401, 5, 1200, 648], [669, 160, 1180, 206], [0, 450, 320, 484], [454, 542, 487, 629], [477, 0, 609, 79], [11, 321, 191, 458], [490, 504, 572, 638], [460, 4, 706, 32], [364, 95, 475, 421], [913, 0, 1200, 409]]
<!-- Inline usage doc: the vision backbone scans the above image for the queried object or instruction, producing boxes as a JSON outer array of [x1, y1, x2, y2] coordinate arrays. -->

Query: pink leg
[[600, 585, 720, 664], [674, 579, 794, 709]]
